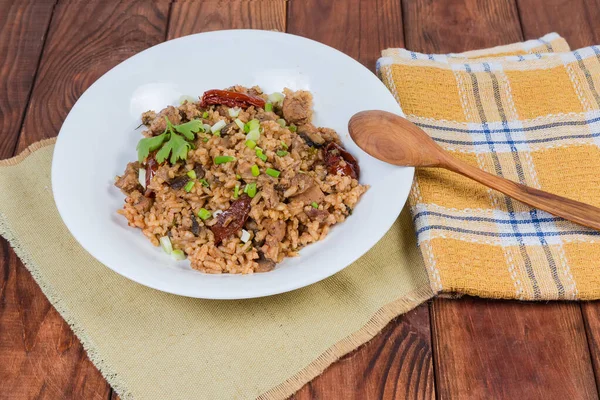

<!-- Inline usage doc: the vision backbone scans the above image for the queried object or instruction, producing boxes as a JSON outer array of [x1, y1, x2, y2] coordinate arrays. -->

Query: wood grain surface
[[3, 0, 600, 399], [0, 0, 55, 158], [0, 1, 170, 399], [292, 305, 435, 400], [403, 0, 599, 399]]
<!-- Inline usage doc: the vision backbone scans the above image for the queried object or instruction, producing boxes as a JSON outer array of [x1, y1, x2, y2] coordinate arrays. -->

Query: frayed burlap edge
[[0, 138, 133, 398], [0, 139, 435, 400], [0, 215, 134, 399]]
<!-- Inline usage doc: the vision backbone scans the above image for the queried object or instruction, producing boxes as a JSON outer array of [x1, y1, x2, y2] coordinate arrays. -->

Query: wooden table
[[2, 0, 600, 398]]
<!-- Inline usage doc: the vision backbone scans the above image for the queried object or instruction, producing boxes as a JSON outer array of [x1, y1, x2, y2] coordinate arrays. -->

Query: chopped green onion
[[251, 164, 260, 176], [213, 130, 221, 137], [228, 107, 241, 117], [276, 119, 286, 128], [214, 155, 236, 165], [236, 174, 241, 179], [256, 148, 267, 162], [240, 229, 251, 243], [199, 178, 209, 187], [138, 169, 146, 188], [202, 136, 209, 143], [265, 168, 280, 178], [233, 184, 240, 199], [268, 92, 284, 105], [234, 118, 245, 130], [246, 119, 260, 131], [289, 124, 297, 132], [160, 236, 173, 254], [171, 249, 186, 260], [179, 95, 195, 105], [184, 180, 195, 192], [280, 141, 289, 149], [311, 202, 319, 209], [211, 120, 226, 133], [265, 102, 273, 112], [243, 184, 249, 194], [246, 182, 257, 198], [245, 140, 257, 149], [202, 111, 209, 118], [246, 129, 260, 142], [197, 208, 211, 220], [276, 150, 288, 157], [245, 119, 261, 141], [187, 170, 197, 179], [202, 123, 211, 132]]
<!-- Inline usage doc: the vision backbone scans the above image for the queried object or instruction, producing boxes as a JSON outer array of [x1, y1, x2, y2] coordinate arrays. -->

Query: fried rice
[[115, 85, 368, 274]]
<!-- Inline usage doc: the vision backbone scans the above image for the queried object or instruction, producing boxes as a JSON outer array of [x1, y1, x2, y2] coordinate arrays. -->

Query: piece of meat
[[297, 124, 325, 147], [261, 219, 286, 261], [200, 89, 265, 109], [194, 164, 205, 179], [141, 111, 157, 125], [261, 183, 279, 209], [289, 174, 315, 196], [255, 250, 276, 272], [191, 216, 201, 236], [168, 175, 189, 190], [291, 185, 325, 205], [256, 109, 278, 122], [282, 89, 313, 125], [220, 122, 237, 135], [210, 195, 252, 245], [144, 156, 159, 197], [148, 106, 181, 135], [236, 160, 256, 181], [323, 142, 360, 179], [115, 162, 142, 195], [133, 193, 154, 213], [306, 208, 329, 222]]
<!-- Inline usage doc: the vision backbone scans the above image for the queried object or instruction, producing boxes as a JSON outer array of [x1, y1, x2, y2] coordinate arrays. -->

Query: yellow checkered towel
[[378, 33, 600, 300]]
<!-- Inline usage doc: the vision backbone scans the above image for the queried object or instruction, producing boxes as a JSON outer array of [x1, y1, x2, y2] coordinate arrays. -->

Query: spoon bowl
[[348, 110, 600, 231]]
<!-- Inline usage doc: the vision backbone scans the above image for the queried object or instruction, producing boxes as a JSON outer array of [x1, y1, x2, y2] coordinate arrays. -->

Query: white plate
[[52, 30, 413, 299]]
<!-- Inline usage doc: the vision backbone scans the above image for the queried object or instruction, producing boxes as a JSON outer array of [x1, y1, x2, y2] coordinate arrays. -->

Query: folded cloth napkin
[[378, 32, 600, 300]]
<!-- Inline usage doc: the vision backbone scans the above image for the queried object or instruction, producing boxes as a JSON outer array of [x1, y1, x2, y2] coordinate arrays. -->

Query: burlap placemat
[[0, 139, 431, 399]]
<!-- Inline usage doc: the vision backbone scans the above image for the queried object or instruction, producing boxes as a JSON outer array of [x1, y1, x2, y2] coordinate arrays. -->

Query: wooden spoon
[[349, 110, 600, 230]]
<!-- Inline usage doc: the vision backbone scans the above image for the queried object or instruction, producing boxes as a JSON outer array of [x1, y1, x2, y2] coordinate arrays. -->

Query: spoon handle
[[441, 156, 600, 230]]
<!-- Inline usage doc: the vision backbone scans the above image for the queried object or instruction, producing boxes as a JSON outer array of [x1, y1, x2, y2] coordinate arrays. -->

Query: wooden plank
[[287, 1, 435, 398], [287, 0, 404, 70], [168, 0, 286, 40], [433, 298, 597, 399], [516, 0, 600, 48], [293, 305, 435, 400], [0, 0, 55, 158], [402, 0, 522, 53], [0, 1, 170, 399], [403, 0, 599, 398], [15, 0, 170, 152]]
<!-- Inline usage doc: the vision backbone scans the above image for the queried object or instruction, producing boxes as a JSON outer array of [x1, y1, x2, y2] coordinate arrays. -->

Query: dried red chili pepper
[[144, 153, 159, 197], [210, 194, 253, 245], [323, 142, 360, 180], [200, 89, 266, 109]]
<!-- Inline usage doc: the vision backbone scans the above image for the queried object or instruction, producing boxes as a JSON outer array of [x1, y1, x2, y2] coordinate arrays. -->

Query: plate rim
[[51, 29, 414, 299]]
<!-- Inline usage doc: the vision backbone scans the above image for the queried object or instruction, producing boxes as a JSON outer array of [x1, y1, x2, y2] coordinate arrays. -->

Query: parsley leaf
[[136, 133, 167, 163], [174, 119, 204, 140], [156, 132, 192, 164]]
